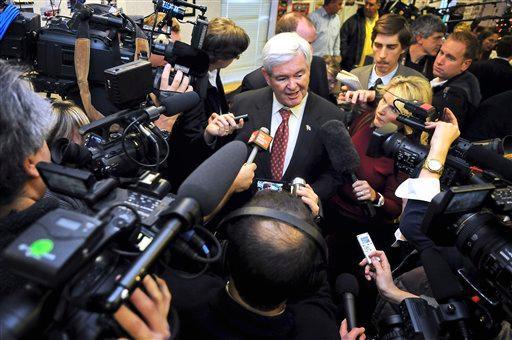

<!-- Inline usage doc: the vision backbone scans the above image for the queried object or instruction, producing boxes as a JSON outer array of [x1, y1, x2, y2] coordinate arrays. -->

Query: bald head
[[276, 12, 317, 45]]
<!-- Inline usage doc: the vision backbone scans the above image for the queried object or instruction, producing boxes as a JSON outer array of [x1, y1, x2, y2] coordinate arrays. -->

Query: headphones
[[218, 206, 328, 262]]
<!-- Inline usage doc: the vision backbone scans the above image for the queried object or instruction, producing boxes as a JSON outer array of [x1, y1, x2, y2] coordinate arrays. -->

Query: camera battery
[[2, 209, 103, 288]]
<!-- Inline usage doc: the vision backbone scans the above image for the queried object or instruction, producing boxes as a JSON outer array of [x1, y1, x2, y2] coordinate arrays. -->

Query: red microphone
[[247, 127, 272, 164]]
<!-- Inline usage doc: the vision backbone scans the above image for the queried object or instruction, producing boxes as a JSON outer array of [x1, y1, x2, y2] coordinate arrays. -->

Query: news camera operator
[[326, 75, 432, 278], [163, 18, 250, 189]]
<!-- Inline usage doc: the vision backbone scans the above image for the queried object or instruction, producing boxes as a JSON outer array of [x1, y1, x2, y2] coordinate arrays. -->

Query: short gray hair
[[262, 32, 312, 74], [0, 60, 54, 206], [411, 15, 446, 41]]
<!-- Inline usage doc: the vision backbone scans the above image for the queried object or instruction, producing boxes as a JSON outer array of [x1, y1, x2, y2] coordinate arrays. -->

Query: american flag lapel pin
[[306, 124, 311, 131]]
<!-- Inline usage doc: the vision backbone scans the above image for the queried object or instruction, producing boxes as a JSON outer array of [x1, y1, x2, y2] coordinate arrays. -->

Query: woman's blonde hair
[[47, 100, 90, 146], [378, 76, 433, 138]]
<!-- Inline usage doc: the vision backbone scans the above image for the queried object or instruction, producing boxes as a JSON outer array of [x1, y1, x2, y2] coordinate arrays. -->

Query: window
[[220, 0, 272, 84]]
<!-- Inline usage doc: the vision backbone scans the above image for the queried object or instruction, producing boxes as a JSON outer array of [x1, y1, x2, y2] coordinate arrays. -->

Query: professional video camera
[[0, 0, 210, 97], [377, 182, 512, 339], [0, 140, 247, 339], [366, 98, 512, 186]]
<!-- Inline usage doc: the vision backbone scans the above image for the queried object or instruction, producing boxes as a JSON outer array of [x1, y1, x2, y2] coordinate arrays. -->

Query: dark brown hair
[[204, 17, 250, 64], [371, 13, 412, 49], [448, 31, 479, 60]]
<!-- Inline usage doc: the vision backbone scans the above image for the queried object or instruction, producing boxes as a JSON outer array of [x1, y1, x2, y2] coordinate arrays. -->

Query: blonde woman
[[327, 75, 436, 276]]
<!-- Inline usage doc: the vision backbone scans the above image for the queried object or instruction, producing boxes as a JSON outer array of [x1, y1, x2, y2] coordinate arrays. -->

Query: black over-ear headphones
[[218, 207, 328, 262]]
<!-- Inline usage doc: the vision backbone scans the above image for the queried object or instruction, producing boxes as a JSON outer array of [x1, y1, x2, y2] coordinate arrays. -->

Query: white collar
[[271, 93, 309, 119], [430, 77, 448, 88], [369, 63, 399, 86]]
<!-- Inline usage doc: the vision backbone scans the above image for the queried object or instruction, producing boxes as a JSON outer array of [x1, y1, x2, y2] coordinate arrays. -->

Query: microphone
[[105, 141, 247, 310], [336, 273, 359, 331], [320, 120, 376, 218], [159, 91, 200, 117], [463, 144, 512, 182], [246, 127, 272, 164]]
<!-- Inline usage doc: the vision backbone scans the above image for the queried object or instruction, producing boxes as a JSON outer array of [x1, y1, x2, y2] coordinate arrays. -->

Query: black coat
[[340, 8, 366, 71], [231, 87, 347, 201], [432, 71, 481, 129], [463, 90, 512, 141], [469, 58, 512, 102], [240, 56, 330, 101]]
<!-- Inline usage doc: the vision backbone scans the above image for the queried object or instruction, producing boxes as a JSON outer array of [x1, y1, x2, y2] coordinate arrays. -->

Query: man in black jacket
[[431, 31, 481, 128], [340, 0, 381, 71], [240, 12, 330, 101], [469, 35, 512, 101]]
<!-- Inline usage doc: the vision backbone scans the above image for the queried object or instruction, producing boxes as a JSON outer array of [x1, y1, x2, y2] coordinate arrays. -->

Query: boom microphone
[[246, 127, 272, 164], [336, 273, 359, 331], [464, 144, 512, 182], [159, 91, 200, 117], [321, 120, 376, 217], [105, 141, 247, 310]]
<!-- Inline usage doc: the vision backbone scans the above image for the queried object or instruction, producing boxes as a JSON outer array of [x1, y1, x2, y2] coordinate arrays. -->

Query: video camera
[[0, 140, 247, 339]]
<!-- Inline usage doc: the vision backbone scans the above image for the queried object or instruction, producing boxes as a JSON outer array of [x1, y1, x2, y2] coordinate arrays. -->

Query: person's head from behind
[[364, 0, 380, 19], [203, 17, 250, 71], [226, 191, 320, 311], [374, 75, 432, 129], [262, 32, 312, 108], [478, 29, 499, 53], [276, 12, 317, 46], [411, 15, 446, 56], [433, 31, 478, 81], [0, 61, 54, 215], [47, 100, 90, 147], [371, 14, 412, 76], [323, 0, 343, 15], [496, 35, 512, 60]]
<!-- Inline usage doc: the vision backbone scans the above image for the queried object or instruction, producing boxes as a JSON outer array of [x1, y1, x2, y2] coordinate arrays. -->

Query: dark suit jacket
[[231, 87, 347, 200], [469, 58, 512, 102], [240, 56, 331, 101]]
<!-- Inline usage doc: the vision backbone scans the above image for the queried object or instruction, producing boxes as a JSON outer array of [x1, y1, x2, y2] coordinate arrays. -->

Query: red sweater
[[330, 116, 407, 224]]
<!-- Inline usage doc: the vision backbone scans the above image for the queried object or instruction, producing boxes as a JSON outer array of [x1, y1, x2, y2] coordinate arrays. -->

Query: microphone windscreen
[[335, 273, 359, 296], [320, 120, 360, 173], [178, 141, 247, 216], [420, 247, 464, 302], [160, 91, 200, 116], [464, 144, 512, 181]]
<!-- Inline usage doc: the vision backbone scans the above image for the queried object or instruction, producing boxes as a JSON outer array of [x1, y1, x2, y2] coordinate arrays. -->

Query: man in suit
[[205, 32, 348, 209], [240, 12, 330, 101], [469, 35, 512, 101], [350, 14, 425, 91]]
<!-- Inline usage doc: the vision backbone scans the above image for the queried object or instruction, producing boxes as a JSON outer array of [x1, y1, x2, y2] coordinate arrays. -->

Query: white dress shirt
[[368, 63, 399, 88], [270, 93, 308, 175], [309, 6, 341, 57]]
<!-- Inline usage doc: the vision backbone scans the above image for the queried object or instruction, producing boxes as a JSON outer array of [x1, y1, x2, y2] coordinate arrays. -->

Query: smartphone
[[357, 232, 378, 264]]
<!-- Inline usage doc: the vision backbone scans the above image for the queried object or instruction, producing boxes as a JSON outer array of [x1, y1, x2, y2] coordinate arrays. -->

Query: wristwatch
[[373, 192, 385, 207], [422, 159, 444, 175]]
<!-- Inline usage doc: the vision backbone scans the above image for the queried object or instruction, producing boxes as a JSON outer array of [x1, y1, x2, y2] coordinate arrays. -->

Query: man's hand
[[358, 250, 417, 304], [160, 64, 193, 93], [233, 163, 257, 193], [339, 319, 366, 340], [114, 275, 171, 340], [296, 184, 320, 217], [204, 113, 244, 143], [340, 89, 376, 105], [352, 180, 377, 202]]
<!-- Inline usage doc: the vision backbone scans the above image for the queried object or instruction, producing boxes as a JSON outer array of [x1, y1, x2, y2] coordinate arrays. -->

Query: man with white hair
[[206, 32, 348, 206]]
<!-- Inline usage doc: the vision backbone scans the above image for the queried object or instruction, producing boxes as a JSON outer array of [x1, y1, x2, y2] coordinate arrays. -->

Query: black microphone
[[105, 141, 247, 310], [463, 144, 512, 182], [336, 273, 359, 331], [321, 120, 376, 218], [159, 91, 200, 117]]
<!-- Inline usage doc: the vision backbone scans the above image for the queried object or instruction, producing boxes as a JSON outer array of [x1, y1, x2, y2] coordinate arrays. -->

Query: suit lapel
[[363, 65, 372, 89], [253, 88, 273, 179], [282, 94, 317, 181]]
